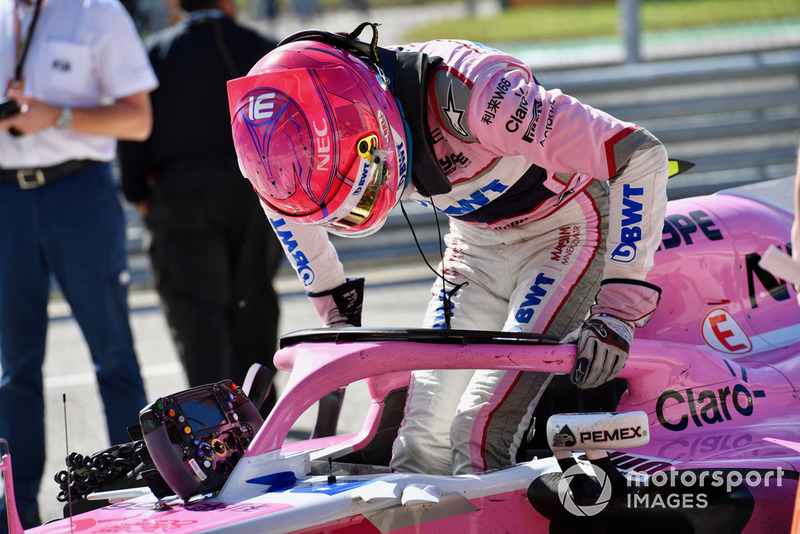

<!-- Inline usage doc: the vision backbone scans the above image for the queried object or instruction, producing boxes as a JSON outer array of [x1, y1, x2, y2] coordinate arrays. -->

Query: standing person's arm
[[118, 133, 153, 218], [0, 0, 156, 141], [0, 89, 152, 140]]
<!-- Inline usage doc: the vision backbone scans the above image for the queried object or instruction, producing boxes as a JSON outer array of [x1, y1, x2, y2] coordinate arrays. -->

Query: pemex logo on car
[[552, 425, 577, 448]]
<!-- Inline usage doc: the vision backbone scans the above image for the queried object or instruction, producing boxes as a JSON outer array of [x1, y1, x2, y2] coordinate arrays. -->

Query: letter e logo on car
[[701, 308, 752, 354]]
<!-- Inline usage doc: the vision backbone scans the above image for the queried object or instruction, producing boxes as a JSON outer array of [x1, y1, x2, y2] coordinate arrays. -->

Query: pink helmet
[[227, 36, 409, 238]]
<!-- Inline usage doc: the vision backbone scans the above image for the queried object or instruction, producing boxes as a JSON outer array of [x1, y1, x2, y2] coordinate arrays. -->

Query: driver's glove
[[565, 279, 661, 389], [568, 314, 633, 390], [308, 277, 365, 327]]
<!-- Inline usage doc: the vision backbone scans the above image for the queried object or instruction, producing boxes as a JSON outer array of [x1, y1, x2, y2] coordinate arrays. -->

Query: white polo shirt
[[0, 0, 158, 168]]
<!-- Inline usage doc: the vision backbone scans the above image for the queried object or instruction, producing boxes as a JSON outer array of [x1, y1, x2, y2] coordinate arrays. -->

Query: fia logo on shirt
[[52, 59, 71, 73]]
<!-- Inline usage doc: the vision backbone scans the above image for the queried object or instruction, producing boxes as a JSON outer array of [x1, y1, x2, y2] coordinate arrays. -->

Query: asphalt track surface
[[4, 3, 800, 525]]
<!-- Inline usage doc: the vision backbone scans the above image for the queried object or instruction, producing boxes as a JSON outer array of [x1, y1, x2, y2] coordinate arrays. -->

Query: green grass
[[404, 0, 800, 44]]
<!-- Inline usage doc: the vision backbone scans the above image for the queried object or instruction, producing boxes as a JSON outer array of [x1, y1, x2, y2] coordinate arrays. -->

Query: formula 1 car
[[2, 176, 800, 533]]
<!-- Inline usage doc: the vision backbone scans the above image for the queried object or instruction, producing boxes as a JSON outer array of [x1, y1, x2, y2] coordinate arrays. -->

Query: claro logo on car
[[657, 360, 766, 431], [656, 383, 766, 431]]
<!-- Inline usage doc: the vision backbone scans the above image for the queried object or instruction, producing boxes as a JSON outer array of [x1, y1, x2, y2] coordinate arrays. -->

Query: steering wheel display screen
[[181, 397, 226, 428]]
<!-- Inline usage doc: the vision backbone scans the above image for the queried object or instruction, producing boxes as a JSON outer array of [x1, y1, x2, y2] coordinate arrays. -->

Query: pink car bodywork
[[3, 177, 799, 533]]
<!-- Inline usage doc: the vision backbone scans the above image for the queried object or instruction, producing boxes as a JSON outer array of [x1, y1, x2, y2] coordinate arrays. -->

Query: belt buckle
[[16, 168, 45, 189]]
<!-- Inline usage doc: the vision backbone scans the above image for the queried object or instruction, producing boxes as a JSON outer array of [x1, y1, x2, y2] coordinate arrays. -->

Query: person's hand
[[0, 89, 60, 136], [569, 314, 633, 389], [137, 200, 149, 219]]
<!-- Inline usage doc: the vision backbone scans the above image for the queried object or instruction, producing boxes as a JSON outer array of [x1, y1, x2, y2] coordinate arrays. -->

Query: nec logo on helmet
[[313, 119, 331, 172]]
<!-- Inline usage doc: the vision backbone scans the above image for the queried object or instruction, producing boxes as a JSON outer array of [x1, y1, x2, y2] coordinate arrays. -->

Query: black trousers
[[146, 173, 281, 394]]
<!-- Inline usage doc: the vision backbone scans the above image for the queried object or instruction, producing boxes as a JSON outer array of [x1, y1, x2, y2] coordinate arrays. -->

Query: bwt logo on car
[[611, 184, 644, 263]]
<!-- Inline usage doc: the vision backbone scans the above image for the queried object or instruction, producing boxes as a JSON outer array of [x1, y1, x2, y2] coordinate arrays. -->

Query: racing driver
[[227, 24, 669, 476]]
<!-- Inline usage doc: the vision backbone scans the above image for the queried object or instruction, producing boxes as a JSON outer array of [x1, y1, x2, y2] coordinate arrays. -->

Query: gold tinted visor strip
[[328, 135, 389, 230]]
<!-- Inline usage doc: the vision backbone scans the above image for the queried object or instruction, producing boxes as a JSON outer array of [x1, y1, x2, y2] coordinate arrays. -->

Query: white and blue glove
[[569, 314, 634, 390]]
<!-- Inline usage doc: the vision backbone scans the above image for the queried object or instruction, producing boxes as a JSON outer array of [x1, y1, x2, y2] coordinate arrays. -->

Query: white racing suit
[[266, 39, 668, 475]]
